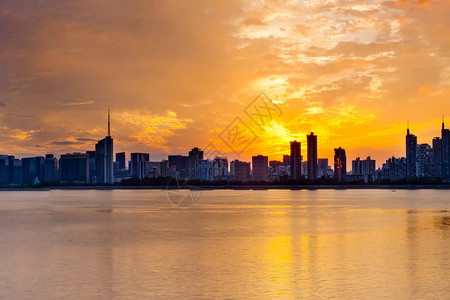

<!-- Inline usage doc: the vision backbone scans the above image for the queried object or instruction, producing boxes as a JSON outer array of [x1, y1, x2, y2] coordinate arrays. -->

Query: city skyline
[[1, 111, 449, 170], [1, 1, 450, 166]]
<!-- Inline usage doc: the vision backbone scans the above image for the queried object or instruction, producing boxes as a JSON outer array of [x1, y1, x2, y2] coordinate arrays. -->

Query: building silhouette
[[417, 144, 432, 177], [381, 157, 407, 181], [95, 110, 114, 184], [131, 153, 150, 179], [252, 155, 269, 181], [307, 132, 318, 180], [290, 141, 301, 180], [60, 153, 89, 183], [168, 155, 189, 179], [213, 157, 228, 181], [432, 137, 442, 178], [189, 147, 204, 178], [230, 160, 251, 182], [442, 119, 450, 181], [406, 126, 417, 177], [116, 152, 126, 170], [352, 156, 375, 182], [44, 154, 58, 183], [334, 147, 346, 182]]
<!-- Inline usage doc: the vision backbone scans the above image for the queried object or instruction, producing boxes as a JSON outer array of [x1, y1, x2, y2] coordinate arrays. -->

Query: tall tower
[[290, 141, 301, 180], [307, 132, 318, 180], [442, 116, 450, 181], [406, 123, 417, 178], [334, 147, 346, 182], [95, 109, 114, 184]]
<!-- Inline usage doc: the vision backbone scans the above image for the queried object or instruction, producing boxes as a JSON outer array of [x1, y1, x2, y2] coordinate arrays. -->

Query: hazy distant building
[[442, 120, 450, 181], [168, 155, 189, 178], [382, 157, 407, 181], [0, 155, 9, 185], [116, 152, 126, 170], [334, 147, 346, 182], [432, 137, 442, 178], [406, 127, 417, 177], [86, 151, 97, 183], [43, 154, 58, 183], [417, 143, 433, 177], [307, 132, 318, 179], [60, 153, 89, 183], [318, 158, 330, 178], [131, 153, 150, 179], [189, 147, 204, 178], [290, 141, 301, 180], [213, 157, 228, 181], [252, 155, 269, 181], [95, 110, 114, 184], [196, 160, 214, 181], [230, 160, 251, 182], [22, 157, 45, 185], [352, 156, 375, 182]]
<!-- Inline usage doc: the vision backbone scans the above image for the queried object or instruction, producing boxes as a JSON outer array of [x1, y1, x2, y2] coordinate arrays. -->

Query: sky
[[1, 0, 450, 167]]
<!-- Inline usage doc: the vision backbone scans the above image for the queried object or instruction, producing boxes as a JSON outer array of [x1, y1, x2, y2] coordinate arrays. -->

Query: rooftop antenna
[[443, 114, 445, 130], [407, 120, 410, 135], [108, 108, 111, 137]]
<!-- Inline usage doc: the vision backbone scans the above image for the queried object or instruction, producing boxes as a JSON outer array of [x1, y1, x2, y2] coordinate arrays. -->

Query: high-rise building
[[318, 158, 329, 178], [381, 157, 407, 181], [307, 132, 318, 180], [95, 110, 114, 184], [131, 153, 150, 179], [0, 155, 9, 185], [21, 157, 45, 185], [442, 119, 450, 181], [432, 137, 442, 178], [290, 141, 301, 180], [334, 147, 346, 182], [252, 155, 269, 181], [213, 157, 228, 181], [189, 147, 204, 178], [168, 155, 189, 178], [43, 154, 58, 183], [116, 152, 126, 170], [196, 160, 214, 181], [417, 144, 433, 177], [230, 160, 251, 182], [353, 156, 376, 182], [406, 126, 417, 177], [60, 153, 90, 183]]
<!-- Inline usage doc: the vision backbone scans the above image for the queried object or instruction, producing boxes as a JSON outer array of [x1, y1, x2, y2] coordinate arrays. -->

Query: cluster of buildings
[[1, 113, 450, 185]]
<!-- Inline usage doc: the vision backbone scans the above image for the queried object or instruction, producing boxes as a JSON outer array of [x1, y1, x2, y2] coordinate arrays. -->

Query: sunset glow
[[1, 0, 449, 165]]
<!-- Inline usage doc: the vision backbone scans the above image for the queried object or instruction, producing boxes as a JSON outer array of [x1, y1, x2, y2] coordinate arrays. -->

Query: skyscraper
[[432, 137, 442, 178], [188, 147, 204, 178], [116, 152, 126, 170], [131, 153, 150, 179], [406, 126, 417, 177], [307, 132, 318, 180], [60, 153, 90, 183], [95, 109, 114, 184], [230, 160, 251, 182], [334, 147, 346, 182], [417, 143, 432, 177], [252, 155, 269, 181], [442, 118, 450, 181], [290, 141, 301, 180]]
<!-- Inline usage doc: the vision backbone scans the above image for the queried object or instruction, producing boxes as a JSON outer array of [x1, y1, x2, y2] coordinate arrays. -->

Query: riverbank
[[1, 184, 450, 191]]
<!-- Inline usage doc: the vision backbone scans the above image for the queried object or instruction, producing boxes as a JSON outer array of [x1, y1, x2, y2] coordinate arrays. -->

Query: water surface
[[0, 189, 449, 299]]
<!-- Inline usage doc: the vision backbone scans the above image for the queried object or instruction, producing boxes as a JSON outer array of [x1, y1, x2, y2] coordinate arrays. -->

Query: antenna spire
[[407, 120, 410, 135], [108, 108, 111, 136], [443, 114, 445, 130]]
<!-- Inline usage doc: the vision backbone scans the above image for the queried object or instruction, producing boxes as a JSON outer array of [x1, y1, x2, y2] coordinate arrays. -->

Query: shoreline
[[1, 184, 450, 191]]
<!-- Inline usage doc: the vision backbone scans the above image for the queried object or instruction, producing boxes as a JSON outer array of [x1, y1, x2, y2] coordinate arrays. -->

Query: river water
[[0, 189, 449, 299]]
